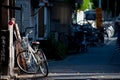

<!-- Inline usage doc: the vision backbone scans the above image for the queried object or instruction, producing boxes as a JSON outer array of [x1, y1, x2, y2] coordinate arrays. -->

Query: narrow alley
[[48, 37, 120, 74]]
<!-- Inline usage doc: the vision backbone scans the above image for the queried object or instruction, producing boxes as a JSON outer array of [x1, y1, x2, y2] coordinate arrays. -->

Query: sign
[[96, 8, 102, 28], [0, 30, 9, 66]]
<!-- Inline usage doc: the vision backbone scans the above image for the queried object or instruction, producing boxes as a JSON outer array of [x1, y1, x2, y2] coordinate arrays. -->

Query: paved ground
[[13, 37, 120, 80], [48, 37, 120, 74]]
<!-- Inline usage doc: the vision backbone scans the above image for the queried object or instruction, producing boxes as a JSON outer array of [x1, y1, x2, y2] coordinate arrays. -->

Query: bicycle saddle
[[32, 41, 40, 45]]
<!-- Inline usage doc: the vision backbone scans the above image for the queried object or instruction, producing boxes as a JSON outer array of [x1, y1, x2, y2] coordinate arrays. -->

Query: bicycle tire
[[36, 49, 49, 77], [17, 50, 39, 74]]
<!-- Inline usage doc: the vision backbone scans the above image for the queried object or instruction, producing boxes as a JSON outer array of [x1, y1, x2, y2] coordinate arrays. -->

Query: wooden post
[[0, 0, 9, 77], [0, 0, 22, 79], [8, 18, 15, 79], [1, 0, 9, 30], [0, 1, 1, 75]]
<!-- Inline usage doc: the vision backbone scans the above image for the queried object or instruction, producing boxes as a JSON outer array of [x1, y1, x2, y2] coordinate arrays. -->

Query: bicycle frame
[[27, 44, 37, 63]]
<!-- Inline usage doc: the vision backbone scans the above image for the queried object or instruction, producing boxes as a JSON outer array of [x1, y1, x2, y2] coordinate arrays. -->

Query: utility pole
[[0, 0, 1, 26], [115, 0, 117, 17], [2, 0, 9, 30], [107, 0, 109, 12], [99, 0, 101, 8], [1, 0, 10, 78], [75, 2, 78, 24], [1, 0, 21, 79]]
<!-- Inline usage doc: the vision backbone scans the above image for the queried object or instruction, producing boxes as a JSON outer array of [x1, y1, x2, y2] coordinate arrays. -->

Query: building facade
[[15, 0, 79, 41]]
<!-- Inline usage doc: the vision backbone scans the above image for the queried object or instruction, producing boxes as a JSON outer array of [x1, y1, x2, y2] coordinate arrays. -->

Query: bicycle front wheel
[[17, 50, 39, 73], [36, 49, 49, 77]]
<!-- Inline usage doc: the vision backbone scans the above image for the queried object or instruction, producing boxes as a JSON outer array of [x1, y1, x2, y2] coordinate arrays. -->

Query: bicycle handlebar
[[26, 30, 33, 37]]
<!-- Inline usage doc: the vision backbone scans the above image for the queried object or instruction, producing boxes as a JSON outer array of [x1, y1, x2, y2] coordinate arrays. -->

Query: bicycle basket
[[21, 37, 28, 50]]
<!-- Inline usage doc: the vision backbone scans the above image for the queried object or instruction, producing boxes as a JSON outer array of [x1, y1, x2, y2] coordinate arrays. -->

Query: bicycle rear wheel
[[17, 50, 39, 73], [36, 49, 49, 77]]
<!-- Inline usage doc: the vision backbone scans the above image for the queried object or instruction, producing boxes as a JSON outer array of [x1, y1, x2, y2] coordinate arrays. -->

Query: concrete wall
[[15, 0, 32, 34]]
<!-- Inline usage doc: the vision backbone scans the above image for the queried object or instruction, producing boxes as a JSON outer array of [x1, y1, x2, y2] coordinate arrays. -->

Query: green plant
[[43, 32, 67, 60], [80, 0, 92, 10], [56, 41, 67, 59]]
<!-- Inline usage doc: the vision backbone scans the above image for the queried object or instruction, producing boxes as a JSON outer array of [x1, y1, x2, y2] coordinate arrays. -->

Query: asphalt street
[[48, 37, 120, 74]]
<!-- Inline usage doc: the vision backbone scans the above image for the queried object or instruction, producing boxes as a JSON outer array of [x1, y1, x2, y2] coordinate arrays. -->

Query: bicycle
[[16, 30, 48, 77]]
